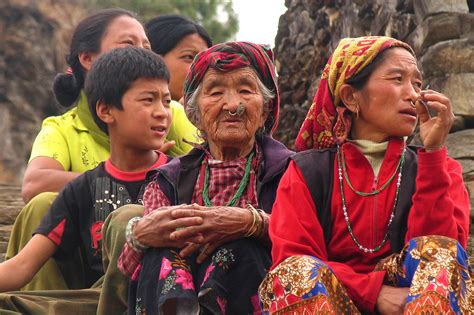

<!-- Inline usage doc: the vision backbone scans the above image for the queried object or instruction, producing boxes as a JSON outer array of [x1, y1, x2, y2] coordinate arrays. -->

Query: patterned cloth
[[131, 238, 269, 314], [295, 36, 414, 151], [118, 146, 263, 277], [183, 41, 280, 134], [259, 236, 473, 314], [259, 255, 359, 314]]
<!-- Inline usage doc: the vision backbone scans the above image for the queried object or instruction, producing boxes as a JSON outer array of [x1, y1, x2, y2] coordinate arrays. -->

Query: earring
[[355, 104, 360, 120]]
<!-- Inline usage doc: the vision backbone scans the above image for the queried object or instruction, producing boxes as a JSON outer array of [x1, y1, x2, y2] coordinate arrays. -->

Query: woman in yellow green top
[[7, 8, 212, 291]]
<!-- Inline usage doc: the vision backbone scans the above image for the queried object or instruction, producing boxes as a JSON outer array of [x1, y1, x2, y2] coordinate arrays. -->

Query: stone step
[[0, 241, 7, 262], [0, 184, 23, 225], [0, 225, 13, 242], [0, 184, 21, 261], [0, 226, 13, 262]]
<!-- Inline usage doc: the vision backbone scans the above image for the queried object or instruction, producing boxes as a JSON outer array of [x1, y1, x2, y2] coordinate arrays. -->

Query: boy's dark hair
[[53, 8, 138, 108], [145, 14, 212, 56], [84, 47, 170, 133]]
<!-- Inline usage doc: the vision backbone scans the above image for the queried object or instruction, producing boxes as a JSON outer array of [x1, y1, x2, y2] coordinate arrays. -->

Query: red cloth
[[118, 147, 262, 276], [183, 41, 280, 134], [270, 138, 470, 312]]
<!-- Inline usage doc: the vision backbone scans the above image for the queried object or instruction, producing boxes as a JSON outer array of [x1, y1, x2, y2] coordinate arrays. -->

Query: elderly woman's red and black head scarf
[[183, 41, 280, 134], [295, 36, 415, 151]]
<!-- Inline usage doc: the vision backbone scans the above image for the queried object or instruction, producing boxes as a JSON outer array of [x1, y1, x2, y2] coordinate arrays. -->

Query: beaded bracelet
[[125, 216, 149, 252]]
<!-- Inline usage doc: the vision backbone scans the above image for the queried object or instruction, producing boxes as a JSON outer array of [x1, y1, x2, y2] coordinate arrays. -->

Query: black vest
[[150, 136, 294, 213], [292, 146, 418, 253]]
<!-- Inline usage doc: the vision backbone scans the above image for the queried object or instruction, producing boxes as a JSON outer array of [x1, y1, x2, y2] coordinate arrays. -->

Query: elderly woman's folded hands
[[133, 204, 205, 248], [168, 204, 257, 262]]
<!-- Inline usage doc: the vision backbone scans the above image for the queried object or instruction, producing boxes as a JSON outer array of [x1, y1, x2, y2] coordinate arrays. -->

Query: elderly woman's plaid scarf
[[295, 36, 415, 151], [183, 41, 280, 134]]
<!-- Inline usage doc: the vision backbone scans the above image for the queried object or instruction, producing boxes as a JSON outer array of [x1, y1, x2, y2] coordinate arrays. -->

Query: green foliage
[[89, 0, 239, 43]]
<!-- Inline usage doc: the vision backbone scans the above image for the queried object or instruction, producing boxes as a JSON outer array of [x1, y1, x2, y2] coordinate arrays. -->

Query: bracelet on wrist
[[244, 204, 264, 238], [125, 216, 149, 252]]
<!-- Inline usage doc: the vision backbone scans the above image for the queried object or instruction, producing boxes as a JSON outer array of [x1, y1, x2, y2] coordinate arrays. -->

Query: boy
[[0, 47, 171, 313]]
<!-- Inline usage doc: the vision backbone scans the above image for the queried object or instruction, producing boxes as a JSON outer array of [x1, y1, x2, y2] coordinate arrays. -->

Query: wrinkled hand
[[169, 204, 252, 263], [133, 204, 204, 248], [376, 285, 409, 314], [416, 90, 454, 152]]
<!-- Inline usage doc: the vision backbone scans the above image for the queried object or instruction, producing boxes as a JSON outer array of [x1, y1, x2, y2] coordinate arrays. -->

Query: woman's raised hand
[[416, 89, 454, 152], [169, 204, 253, 262]]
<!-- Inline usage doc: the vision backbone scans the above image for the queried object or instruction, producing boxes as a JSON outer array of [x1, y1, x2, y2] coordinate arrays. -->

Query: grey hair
[[185, 73, 275, 138]]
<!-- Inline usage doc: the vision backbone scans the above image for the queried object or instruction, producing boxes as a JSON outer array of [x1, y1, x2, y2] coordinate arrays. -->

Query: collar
[[76, 91, 110, 149], [105, 152, 168, 182], [342, 137, 406, 170], [348, 138, 389, 155], [154, 135, 294, 185]]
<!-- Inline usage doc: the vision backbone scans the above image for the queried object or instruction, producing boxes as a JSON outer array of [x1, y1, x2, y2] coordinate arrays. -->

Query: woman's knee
[[405, 235, 460, 256], [104, 204, 145, 232], [259, 256, 337, 311], [261, 255, 334, 292], [19, 192, 58, 221], [102, 205, 145, 248]]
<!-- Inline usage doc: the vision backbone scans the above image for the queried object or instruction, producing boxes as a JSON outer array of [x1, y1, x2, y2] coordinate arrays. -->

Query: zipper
[[372, 176, 378, 249]]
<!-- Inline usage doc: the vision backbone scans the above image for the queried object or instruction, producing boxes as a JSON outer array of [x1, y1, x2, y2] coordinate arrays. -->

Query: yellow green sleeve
[[29, 106, 110, 173], [29, 116, 73, 170], [166, 101, 202, 157]]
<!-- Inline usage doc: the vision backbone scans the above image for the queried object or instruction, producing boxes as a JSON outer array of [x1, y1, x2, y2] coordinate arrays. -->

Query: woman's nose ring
[[228, 103, 246, 116]]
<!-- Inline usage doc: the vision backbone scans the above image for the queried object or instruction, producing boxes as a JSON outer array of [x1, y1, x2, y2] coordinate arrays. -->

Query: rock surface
[[0, 0, 87, 184], [0, 184, 22, 261]]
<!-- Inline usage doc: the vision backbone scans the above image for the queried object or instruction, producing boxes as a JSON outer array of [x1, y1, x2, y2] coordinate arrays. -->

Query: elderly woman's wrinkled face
[[352, 48, 422, 142], [196, 67, 268, 150]]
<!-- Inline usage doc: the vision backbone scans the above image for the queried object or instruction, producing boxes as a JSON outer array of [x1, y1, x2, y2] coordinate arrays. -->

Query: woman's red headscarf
[[183, 41, 280, 134], [295, 36, 415, 151]]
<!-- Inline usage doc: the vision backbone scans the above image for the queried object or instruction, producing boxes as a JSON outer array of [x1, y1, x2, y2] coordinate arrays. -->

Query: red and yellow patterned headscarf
[[295, 36, 415, 151], [183, 41, 280, 134]]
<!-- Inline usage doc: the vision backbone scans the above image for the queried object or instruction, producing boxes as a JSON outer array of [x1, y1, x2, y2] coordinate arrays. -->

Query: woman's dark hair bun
[[52, 73, 81, 108]]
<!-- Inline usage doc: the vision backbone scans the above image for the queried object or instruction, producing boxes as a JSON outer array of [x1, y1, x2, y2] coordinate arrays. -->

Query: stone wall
[[0, 0, 87, 260], [0, 0, 87, 184]]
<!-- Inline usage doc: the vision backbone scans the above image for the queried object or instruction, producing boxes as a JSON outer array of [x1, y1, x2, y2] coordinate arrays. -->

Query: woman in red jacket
[[259, 36, 472, 314]]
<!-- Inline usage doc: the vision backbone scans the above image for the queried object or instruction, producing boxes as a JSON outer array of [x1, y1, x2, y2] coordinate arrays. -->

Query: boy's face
[[108, 78, 172, 151]]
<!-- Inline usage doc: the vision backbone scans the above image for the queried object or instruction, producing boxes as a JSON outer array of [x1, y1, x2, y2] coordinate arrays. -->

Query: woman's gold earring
[[355, 104, 360, 120]]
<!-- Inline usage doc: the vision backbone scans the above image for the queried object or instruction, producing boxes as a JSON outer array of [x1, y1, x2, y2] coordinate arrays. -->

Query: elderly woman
[[118, 41, 293, 314], [259, 36, 472, 314]]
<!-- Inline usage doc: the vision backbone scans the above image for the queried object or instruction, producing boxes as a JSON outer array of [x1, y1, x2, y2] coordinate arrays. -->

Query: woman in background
[[145, 14, 213, 155]]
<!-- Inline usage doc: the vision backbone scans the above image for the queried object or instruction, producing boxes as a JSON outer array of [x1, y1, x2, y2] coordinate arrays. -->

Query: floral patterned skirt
[[129, 238, 271, 314], [259, 236, 474, 314]]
